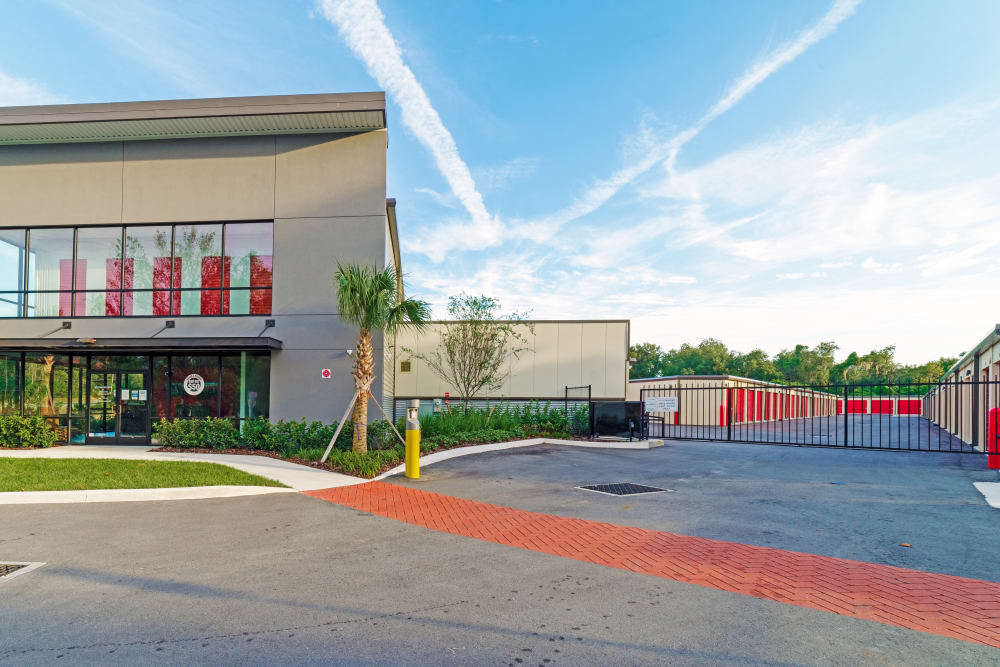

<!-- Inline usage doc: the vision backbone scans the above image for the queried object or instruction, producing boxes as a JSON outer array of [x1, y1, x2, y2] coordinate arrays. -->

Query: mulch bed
[[2, 443, 67, 450]]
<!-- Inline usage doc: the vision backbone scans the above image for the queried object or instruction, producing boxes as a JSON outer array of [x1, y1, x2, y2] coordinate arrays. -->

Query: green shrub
[[240, 417, 274, 450], [0, 415, 58, 449], [327, 446, 404, 478], [153, 418, 239, 450]]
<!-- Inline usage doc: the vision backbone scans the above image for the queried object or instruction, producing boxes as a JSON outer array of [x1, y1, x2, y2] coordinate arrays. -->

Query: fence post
[[843, 385, 849, 447]]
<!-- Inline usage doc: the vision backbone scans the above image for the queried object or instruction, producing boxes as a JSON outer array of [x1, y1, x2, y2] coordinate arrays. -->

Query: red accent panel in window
[[249, 254, 273, 315], [200, 256, 229, 315], [153, 257, 180, 316], [59, 258, 86, 316], [104, 258, 134, 316]]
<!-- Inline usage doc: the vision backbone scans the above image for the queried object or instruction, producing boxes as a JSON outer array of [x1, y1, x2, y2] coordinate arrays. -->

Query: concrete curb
[[0, 485, 297, 505], [373, 437, 663, 481], [973, 482, 1000, 509], [0, 438, 662, 504]]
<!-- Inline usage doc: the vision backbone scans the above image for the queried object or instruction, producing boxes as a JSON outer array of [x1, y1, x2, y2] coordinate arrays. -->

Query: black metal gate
[[639, 380, 1000, 453]]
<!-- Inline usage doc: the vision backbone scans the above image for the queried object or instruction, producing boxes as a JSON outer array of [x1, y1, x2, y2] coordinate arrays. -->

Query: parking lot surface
[[2, 441, 997, 665]]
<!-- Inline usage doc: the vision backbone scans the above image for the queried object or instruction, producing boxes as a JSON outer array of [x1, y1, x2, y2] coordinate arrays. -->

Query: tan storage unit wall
[[393, 320, 628, 400], [629, 375, 839, 427], [921, 326, 1000, 449]]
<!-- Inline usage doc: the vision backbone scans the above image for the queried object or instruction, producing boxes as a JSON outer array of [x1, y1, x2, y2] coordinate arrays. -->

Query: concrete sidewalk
[[0, 446, 360, 502]]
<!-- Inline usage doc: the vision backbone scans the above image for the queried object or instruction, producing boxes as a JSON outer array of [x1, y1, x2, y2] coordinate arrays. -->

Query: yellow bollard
[[405, 399, 420, 479]]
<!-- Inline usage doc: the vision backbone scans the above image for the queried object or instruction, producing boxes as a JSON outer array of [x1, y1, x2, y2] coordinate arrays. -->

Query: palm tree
[[334, 262, 429, 454]]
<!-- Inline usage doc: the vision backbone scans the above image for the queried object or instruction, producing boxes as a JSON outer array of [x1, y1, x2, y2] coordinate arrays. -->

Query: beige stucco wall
[[0, 129, 393, 423], [0, 130, 388, 225], [393, 320, 628, 400]]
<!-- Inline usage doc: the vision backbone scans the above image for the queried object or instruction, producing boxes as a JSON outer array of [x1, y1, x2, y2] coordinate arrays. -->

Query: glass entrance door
[[87, 370, 118, 442], [119, 372, 149, 441], [86, 360, 151, 445]]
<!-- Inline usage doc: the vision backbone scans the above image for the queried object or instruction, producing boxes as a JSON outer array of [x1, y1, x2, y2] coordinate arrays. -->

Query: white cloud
[[776, 272, 827, 279], [517, 0, 862, 240], [641, 99, 1000, 270], [861, 258, 902, 274], [321, 0, 498, 261], [472, 157, 541, 193], [0, 70, 60, 106], [414, 187, 458, 209]]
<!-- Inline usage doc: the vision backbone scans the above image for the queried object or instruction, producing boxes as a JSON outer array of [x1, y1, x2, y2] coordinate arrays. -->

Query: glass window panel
[[0, 352, 21, 415], [226, 223, 273, 289], [220, 355, 240, 417], [125, 226, 173, 291], [245, 352, 270, 419], [27, 228, 75, 293], [24, 353, 70, 417], [79, 291, 120, 317], [174, 224, 222, 290], [69, 417, 86, 444], [152, 356, 169, 419], [170, 355, 219, 419], [175, 289, 214, 316], [0, 293, 24, 318], [221, 352, 270, 419], [125, 290, 155, 316], [0, 228, 26, 292], [75, 226, 123, 295], [224, 288, 272, 316], [71, 356, 86, 416], [27, 291, 77, 318], [45, 418, 69, 443]]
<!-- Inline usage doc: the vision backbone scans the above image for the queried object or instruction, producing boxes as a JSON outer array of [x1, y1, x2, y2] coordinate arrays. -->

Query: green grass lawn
[[0, 458, 287, 492]]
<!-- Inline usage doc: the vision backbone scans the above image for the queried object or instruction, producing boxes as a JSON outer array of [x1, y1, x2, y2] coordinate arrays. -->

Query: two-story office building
[[0, 92, 398, 445]]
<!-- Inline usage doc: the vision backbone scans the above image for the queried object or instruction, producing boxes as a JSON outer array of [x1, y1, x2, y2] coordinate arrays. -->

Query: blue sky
[[2, 0, 999, 363]]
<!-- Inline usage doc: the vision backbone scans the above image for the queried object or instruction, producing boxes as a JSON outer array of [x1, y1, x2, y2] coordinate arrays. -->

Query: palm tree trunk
[[351, 328, 375, 454]]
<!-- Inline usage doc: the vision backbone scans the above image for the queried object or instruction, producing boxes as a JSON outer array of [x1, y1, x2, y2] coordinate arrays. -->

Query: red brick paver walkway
[[306, 482, 1000, 648]]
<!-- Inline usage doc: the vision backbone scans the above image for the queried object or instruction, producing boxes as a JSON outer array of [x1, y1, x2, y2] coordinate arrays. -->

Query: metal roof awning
[[0, 92, 386, 145], [0, 337, 282, 352]]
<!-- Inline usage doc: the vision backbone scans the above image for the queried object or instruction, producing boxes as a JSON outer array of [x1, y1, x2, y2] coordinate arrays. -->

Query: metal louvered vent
[[0, 111, 385, 145]]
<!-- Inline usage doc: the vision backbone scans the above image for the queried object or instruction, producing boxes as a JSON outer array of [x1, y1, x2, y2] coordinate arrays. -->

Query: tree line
[[629, 339, 959, 387]]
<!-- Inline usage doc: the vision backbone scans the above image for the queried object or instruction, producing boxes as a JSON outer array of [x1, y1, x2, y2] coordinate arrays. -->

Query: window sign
[[183, 374, 205, 396], [138, 390, 147, 401], [121, 388, 130, 401]]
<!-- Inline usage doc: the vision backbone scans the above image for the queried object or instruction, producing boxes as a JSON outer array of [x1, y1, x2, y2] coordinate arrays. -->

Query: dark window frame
[[0, 220, 274, 319]]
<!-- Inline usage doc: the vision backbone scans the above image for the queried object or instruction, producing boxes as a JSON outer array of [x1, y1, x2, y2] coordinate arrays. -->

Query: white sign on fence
[[644, 396, 679, 413]]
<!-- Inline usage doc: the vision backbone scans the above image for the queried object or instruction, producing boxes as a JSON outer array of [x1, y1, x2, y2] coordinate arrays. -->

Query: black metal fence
[[638, 381, 1000, 453]]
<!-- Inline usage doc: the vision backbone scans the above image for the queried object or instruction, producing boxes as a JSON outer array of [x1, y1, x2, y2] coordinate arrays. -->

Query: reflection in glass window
[[76, 227, 124, 315], [24, 353, 70, 417], [125, 226, 174, 315], [225, 222, 273, 315], [0, 229, 26, 289], [173, 224, 222, 315], [27, 228, 76, 317], [0, 353, 21, 415], [170, 355, 219, 419]]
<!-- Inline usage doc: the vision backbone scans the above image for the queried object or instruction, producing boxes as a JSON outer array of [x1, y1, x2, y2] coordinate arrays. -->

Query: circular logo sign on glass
[[183, 374, 205, 396]]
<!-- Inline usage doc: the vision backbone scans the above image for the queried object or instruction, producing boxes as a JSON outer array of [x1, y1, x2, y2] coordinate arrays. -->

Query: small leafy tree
[[334, 262, 430, 454], [405, 294, 533, 411]]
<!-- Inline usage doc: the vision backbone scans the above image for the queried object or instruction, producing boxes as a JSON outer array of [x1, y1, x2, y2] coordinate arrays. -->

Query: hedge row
[[0, 415, 59, 449]]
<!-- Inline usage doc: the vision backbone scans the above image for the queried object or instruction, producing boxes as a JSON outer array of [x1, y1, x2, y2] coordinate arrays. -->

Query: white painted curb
[[0, 485, 297, 505], [0, 438, 662, 504], [973, 482, 1000, 509], [373, 437, 663, 480]]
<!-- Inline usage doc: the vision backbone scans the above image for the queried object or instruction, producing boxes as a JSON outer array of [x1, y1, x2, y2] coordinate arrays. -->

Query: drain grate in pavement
[[578, 482, 667, 496], [0, 562, 44, 583], [0, 563, 26, 577]]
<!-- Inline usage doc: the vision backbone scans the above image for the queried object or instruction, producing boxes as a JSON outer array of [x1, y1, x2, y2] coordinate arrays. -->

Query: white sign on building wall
[[644, 396, 678, 413]]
